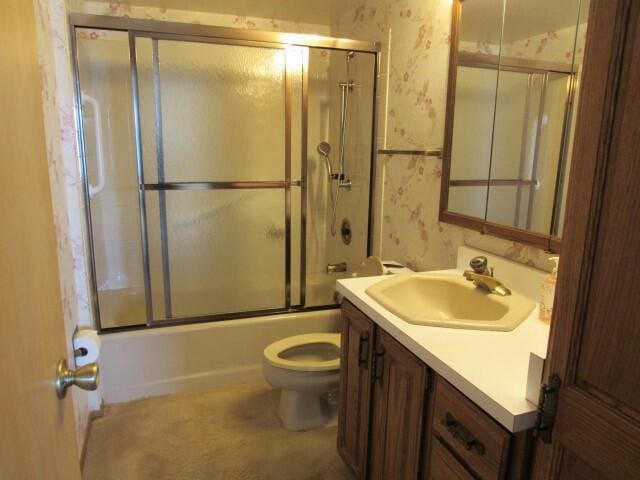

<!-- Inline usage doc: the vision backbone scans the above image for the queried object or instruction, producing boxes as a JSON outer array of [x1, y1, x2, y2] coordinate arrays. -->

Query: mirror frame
[[439, 0, 562, 253]]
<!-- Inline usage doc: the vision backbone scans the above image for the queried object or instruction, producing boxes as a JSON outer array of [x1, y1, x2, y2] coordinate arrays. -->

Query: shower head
[[317, 141, 332, 157]]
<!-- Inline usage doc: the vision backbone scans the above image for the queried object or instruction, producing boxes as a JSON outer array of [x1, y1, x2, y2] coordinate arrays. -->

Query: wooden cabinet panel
[[368, 329, 428, 480], [429, 438, 475, 480], [338, 301, 375, 479], [432, 377, 510, 480]]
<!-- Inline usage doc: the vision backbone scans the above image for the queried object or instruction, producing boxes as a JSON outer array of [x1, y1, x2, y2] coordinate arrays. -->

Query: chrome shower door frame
[[129, 31, 303, 326], [69, 14, 381, 331]]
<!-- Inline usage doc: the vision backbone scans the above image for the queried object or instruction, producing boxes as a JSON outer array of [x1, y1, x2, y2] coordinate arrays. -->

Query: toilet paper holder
[[72, 328, 101, 367]]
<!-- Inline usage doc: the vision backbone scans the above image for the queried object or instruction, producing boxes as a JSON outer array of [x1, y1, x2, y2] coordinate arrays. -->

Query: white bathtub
[[99, 309, 341, 404]]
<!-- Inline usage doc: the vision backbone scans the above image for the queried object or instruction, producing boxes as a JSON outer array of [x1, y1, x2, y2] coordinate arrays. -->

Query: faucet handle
[[469, 256, 488, 274]]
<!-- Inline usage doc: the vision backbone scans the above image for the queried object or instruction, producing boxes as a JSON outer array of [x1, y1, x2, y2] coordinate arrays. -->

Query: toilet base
[[278, 389, 338, 431]]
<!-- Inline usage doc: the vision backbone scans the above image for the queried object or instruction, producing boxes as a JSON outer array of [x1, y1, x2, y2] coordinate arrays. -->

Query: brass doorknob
[[55, 359, 99, 399]]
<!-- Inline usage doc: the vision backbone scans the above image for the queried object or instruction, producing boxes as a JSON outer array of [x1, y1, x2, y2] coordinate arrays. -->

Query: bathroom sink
[[365, 273, 535, 331]]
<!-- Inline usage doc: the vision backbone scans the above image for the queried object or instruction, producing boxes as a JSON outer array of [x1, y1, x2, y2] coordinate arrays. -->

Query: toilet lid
[[264, 333, 341, 372]]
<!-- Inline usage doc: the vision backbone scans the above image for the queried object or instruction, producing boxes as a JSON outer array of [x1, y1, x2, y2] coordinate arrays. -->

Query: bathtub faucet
[[327, 262, 347, 274]]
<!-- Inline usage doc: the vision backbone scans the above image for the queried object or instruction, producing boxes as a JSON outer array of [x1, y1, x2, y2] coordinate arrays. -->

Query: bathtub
[[99, 308, 341, 404]]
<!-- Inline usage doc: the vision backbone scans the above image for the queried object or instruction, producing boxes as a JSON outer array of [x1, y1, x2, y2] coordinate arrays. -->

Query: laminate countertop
[[336, 269, 550, 432]]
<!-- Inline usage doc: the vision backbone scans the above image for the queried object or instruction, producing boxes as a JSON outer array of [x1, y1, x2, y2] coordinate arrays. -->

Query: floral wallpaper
[[72, 1, 331, 35], [378, 152, 550, 271], [333, 0, 584, 272], [503, 23, 588, 64], [32, 0, 95, 454], [333, 0, 453, 151]]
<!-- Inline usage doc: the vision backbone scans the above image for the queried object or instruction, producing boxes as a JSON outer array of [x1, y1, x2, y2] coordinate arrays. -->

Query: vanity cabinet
[[338, 300, 532, 480]]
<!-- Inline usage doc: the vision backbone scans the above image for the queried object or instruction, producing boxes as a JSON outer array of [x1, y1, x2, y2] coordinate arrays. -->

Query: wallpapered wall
[[32, 0, 96, 455], [33, 0, 571, 453], [332, 0, 561, 272]]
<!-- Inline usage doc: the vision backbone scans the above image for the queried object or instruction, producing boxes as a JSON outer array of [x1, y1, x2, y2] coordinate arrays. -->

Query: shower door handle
[[82, 92, 105, 197]]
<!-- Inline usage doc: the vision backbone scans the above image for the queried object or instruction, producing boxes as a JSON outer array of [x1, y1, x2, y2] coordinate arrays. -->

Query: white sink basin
[[365, 273, 535, 331]]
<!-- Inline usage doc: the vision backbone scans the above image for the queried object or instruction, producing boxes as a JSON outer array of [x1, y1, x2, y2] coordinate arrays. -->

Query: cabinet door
[[337, 301, 375, 479], [369, 329, 428, 480]]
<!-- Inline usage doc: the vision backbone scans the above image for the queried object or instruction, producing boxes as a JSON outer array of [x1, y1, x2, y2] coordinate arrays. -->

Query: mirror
[[440, 0, 589, 251]]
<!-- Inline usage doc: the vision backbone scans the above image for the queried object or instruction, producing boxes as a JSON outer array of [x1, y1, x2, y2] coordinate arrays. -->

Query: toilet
[[263, 333, 341, 431]]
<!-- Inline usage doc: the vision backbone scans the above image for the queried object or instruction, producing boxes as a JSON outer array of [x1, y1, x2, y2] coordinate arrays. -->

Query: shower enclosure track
[[69, 14, 381, 331]]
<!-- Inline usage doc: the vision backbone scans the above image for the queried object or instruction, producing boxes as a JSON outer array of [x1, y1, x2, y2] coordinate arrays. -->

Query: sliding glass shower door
[[134, 37, 304, 322], [73, 18, 378, 331]]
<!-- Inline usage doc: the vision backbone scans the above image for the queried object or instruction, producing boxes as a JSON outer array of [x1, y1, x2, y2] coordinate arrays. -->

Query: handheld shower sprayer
[[317, 141, 334, 180], [316, 141, 332, 157], [317, 141, 341, 236]]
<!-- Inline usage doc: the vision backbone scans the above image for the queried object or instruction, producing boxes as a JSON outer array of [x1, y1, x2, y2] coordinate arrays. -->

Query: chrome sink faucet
[[463, 256, 511, 297]]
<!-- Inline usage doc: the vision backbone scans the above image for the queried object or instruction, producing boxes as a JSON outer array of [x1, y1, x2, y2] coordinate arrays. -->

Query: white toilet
[[263, 333, 341, 431]]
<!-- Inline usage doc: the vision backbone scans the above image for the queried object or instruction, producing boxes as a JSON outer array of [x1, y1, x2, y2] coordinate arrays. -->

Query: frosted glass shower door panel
[[76, 29, 146, 329], [137, 38, 287, 183], [288, 46, 305, 183], [146, 190, 286, 319]]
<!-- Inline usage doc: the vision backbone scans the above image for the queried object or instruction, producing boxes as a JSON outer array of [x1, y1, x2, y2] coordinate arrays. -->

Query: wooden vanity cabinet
[[338, 300, 428, 480], [338, 300, 533, 480]]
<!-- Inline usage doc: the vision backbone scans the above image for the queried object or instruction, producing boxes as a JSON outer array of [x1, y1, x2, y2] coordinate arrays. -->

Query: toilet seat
[[264, 333, 340, 372]]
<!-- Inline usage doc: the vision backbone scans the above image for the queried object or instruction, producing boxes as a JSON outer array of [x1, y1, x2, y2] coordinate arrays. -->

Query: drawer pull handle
[[442, 413, 486, 455], [358, 332, 370, 368]]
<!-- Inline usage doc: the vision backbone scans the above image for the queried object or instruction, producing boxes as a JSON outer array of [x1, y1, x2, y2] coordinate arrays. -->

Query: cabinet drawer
[[429, 437, 475, 480], [432, 377, 511, 480]]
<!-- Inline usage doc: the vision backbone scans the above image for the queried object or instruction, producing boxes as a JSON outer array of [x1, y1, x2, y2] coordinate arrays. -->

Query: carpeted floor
[[82, 382, 351, 480]]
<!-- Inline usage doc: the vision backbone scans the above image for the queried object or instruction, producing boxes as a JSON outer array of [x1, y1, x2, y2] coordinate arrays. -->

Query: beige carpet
[[82, 382, 351, 480]]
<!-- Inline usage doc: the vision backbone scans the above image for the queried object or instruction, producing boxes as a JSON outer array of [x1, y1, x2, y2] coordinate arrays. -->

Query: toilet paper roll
[[73, 329, 101, 367]]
